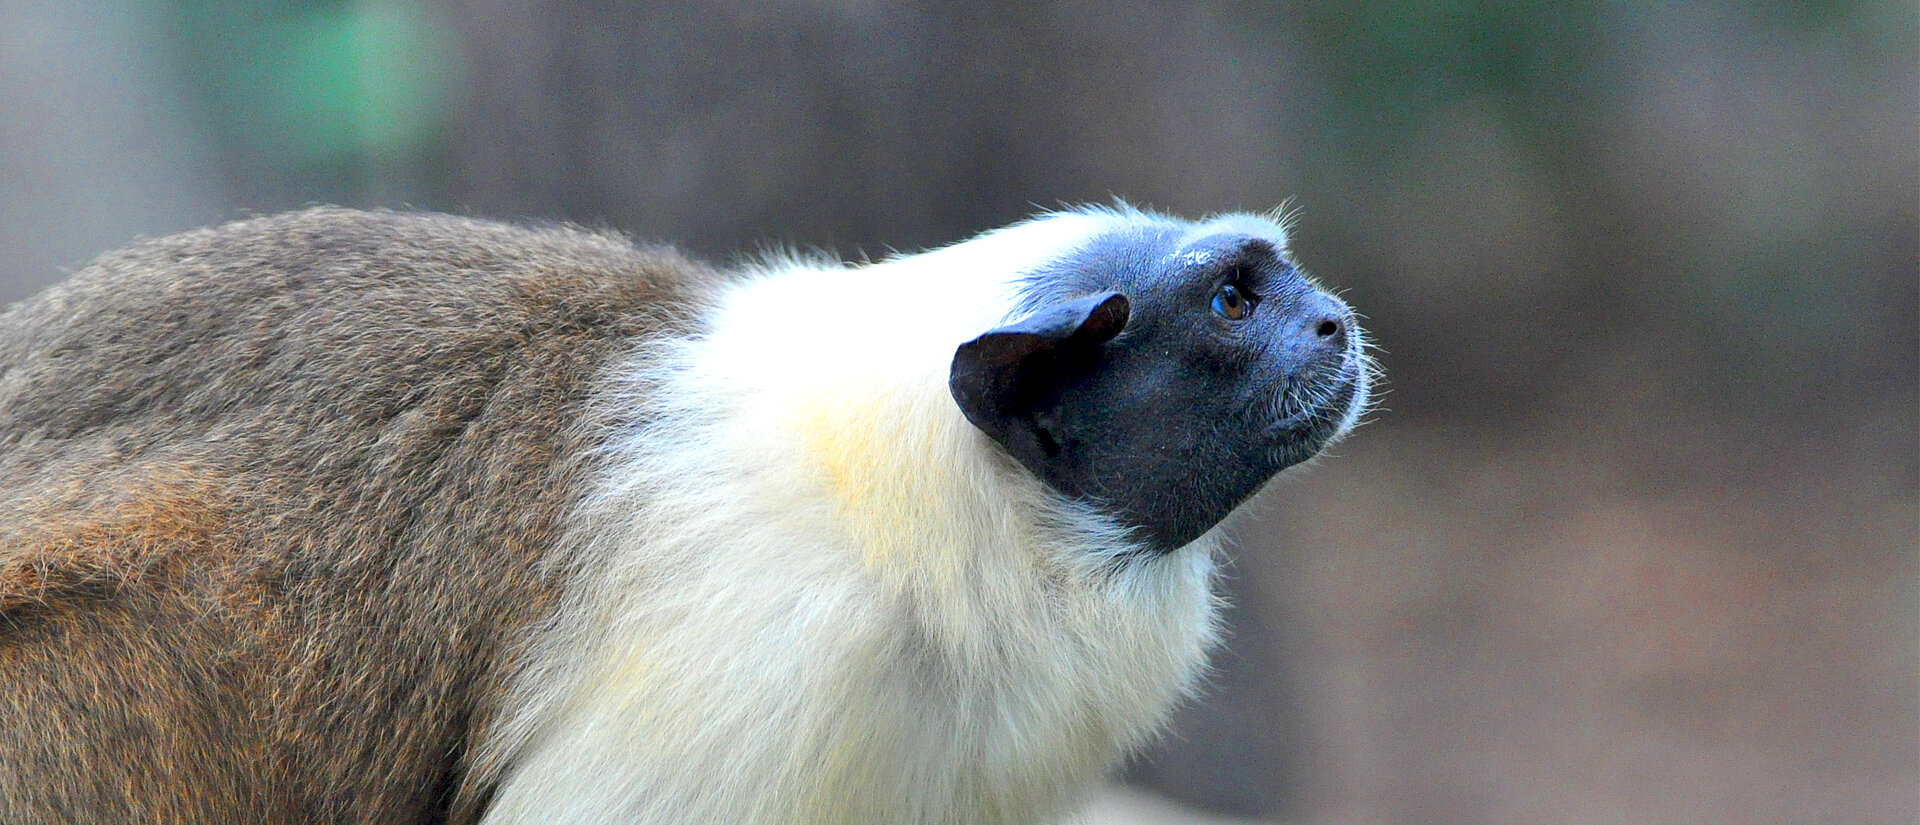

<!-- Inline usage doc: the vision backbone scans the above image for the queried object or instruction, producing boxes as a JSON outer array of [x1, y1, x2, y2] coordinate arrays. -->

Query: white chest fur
[[477, 215, 1224, 825]]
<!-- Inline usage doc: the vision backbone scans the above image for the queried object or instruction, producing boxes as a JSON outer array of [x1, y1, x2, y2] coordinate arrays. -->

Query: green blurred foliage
[[165, 0, 463, 165], [1293, 0, 1610, 148]]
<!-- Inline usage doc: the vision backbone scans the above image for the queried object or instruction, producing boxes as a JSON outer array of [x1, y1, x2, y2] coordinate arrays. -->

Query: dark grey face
[[949, 216, 1368, 555]]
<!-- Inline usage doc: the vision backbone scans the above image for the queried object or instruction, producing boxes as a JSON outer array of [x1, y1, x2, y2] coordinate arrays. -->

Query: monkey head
[[950, 211, 1373, 554]]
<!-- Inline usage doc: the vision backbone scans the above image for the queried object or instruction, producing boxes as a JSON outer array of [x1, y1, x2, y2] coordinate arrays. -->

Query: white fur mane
[[476, 213, 1227, 825]]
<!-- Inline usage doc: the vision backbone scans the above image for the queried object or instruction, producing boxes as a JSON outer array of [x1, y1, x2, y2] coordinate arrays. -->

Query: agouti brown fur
[[0, 208, 714, 823]]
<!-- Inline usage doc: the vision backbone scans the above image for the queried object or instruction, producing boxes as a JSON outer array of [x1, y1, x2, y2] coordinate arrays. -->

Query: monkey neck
[[475, 234, 1222, 825], [678, 259, 1098, 609]]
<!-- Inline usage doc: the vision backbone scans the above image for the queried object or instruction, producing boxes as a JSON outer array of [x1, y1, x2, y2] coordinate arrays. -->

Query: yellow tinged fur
[[794, 382, 984, 584]]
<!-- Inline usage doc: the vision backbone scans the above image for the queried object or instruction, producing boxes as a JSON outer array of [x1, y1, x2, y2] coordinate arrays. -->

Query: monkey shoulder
[[0, 208, 718, 620]]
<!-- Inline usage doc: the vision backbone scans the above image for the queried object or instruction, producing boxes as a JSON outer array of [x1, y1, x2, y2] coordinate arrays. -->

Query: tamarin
[[0, 205, 1372, 824]]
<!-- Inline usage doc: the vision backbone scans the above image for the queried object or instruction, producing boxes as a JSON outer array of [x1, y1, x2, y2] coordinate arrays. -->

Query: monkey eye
[[1211, 282, 1256, 321]]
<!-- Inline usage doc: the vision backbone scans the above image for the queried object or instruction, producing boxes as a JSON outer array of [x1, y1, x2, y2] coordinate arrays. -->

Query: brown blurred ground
[[2, 1, 1914, 823]]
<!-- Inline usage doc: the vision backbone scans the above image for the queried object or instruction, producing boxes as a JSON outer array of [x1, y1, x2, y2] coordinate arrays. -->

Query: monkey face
[[950, 213, 1372, 554]]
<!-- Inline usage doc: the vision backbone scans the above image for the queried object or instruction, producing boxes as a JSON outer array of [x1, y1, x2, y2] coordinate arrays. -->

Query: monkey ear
[[949, 291, 1130, 455]]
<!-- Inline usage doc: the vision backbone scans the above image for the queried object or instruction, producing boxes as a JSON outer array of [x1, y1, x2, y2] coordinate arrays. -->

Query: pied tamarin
[[0, 205, 1372, 824]]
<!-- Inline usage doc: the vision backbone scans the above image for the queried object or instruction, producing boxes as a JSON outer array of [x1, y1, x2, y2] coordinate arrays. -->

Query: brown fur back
[[0, 208, 716, 823]]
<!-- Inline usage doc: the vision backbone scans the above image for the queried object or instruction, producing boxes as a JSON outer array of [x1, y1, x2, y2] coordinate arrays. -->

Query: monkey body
[[0, 207, 1369, 824], [0, 210, 706, 823]]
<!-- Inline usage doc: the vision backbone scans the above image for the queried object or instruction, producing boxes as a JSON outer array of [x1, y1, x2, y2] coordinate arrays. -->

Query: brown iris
[[1212, 283, 1255, 321]]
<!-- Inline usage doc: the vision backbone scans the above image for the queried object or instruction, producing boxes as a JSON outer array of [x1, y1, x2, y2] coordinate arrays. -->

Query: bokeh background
[[3, 1, 1914, 823]]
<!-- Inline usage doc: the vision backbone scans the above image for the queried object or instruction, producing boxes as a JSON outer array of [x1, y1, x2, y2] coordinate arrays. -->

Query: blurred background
[[2, 1, 1913, 822]]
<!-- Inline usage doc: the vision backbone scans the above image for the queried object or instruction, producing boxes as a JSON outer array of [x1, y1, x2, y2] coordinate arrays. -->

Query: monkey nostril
[[1315, 318, 1340, 338]]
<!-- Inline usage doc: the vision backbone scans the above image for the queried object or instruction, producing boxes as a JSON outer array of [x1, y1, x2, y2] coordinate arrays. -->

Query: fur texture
[[0, 208, 712, 823], [471, 212, 1225, 824], [0, 206, 1368, 825]]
